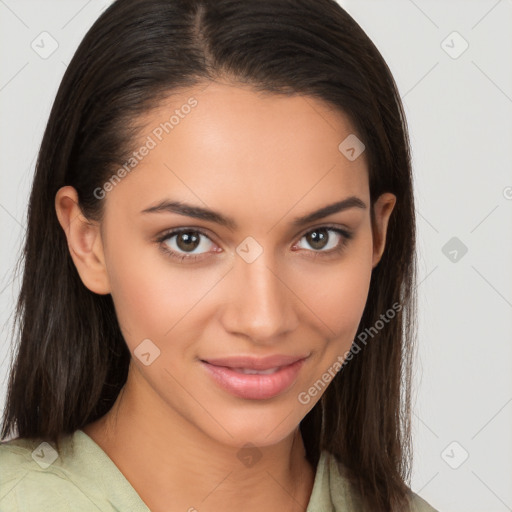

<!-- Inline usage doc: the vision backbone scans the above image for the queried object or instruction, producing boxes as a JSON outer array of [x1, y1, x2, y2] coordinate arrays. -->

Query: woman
[[0, 0, 438, 510]]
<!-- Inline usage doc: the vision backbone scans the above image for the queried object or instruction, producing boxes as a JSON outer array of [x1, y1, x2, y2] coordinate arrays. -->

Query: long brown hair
[[1, 0, 417, 509]]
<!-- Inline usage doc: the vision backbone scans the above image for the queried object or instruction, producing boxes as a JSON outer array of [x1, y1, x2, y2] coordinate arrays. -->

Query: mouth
[[225, 367, 282, 375], [200, 354, 309, 400], [201, 353, 308, 370]]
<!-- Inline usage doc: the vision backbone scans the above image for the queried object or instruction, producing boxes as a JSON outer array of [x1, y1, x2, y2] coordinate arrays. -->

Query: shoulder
[[407, 491, 440, 512], [318, 450, 439, 512], [0, 434, 111, 511]]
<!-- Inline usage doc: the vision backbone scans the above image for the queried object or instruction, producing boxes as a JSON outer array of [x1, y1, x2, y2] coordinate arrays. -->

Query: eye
[[293, 225, 353, 257], [157, 228, 218, 262], [156, 224, 353, 264]]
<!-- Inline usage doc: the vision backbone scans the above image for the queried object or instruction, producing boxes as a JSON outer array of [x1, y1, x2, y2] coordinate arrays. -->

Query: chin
[[196, 401, 304, 450]]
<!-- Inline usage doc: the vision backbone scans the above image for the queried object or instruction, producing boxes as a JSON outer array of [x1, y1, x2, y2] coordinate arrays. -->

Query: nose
[[220, 247, 299, 345]]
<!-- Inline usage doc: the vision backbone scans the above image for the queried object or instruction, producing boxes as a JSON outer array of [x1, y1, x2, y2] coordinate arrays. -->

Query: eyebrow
[[140, 195, 367, 230]]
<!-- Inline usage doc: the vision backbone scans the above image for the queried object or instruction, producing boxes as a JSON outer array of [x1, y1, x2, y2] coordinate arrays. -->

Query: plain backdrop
[[1, 1, 511, 511]]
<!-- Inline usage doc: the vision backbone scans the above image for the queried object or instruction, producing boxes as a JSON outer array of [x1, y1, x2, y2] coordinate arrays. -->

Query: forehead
[[105, 81, 369, 224]]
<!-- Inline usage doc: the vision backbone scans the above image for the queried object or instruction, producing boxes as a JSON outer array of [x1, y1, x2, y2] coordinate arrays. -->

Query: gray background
[[1, 1, 511, 510]]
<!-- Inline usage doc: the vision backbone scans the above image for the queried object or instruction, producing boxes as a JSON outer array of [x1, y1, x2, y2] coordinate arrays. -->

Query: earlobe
[[371, 192, 396, 269], [55, 186, 111, 295]]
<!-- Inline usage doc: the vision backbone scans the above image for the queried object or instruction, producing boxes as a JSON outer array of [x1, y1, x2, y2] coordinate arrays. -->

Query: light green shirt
[[0, 430, 438, 511]]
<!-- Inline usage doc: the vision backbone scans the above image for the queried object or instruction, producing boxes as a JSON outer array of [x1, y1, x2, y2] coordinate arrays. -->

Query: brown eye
[[295, 226, 352, 254], [157, 228, 217, 262], [293, 226, 354, 258]]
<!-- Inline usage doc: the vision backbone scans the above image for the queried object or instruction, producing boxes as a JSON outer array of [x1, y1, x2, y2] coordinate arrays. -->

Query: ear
[[55, 186, 111, 294], [371, 192, 397, 269]]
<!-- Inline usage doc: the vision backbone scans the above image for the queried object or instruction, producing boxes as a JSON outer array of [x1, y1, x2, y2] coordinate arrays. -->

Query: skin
[[55, 81, 395, 512]]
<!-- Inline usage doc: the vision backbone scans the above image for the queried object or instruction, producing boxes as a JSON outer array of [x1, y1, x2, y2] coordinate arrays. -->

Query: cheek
[[293, 235, 373, 341], [102, 230, 172, 346], [104, 236, 223, 350]]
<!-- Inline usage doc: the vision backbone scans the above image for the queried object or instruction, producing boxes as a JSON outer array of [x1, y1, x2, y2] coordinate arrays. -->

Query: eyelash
[[156, 224, 354, 263]]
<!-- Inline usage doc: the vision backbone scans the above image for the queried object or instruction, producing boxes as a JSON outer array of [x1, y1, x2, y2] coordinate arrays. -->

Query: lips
[[200, 353, 309, 400]]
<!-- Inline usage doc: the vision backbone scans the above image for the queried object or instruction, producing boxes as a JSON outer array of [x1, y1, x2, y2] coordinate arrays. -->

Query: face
[[57, 81, 395, 448]]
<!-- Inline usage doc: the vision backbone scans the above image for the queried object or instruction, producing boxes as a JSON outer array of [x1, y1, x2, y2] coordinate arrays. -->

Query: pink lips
[[201, 354, 309, 400]]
